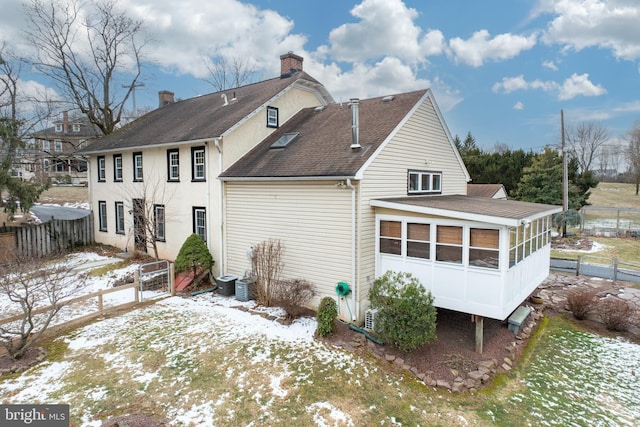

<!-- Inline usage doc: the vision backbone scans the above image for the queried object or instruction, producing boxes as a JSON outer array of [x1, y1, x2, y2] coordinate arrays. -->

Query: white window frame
[[55, 123, 62, 132], [408, 170, 442, 194], [168, 149, 179, 181], [54, 140, 63, 152], [72, 123, 80, 132], [191, 147, 205, 181], [133, 152, 143, 181], [98, 201, 107, 231], [115, 201, 125, 234], [42, 140, 50, 152], [113, 154, 123, 182], [266, 106, 279, 128], [193, 207, 207, 241], [97, 156, 106, 182], [154, 204, 165, 241]]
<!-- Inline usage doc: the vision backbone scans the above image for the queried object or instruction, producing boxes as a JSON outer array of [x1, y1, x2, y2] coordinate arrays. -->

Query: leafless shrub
[[273, 279, 316, 321], [566, 288, 597, 320], [251, 239, 284, 307], [598, 297, 634, 332], [0, 253, 87, 359]]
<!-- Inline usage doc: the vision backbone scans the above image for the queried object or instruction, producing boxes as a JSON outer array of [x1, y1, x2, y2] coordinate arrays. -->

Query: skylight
[[270, 132, 299, 149]]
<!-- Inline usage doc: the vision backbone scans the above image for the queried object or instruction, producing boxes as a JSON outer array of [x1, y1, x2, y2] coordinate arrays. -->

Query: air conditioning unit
[[364, 308, 378, 331]]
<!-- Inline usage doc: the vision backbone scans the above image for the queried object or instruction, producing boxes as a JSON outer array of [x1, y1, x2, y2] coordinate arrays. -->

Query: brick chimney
[[280, 52, 303, 78], [158, 90, 175, 108]]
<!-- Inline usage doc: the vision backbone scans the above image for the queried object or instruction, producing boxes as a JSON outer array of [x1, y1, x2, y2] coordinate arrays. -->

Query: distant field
[[587, 182, 640, 208]]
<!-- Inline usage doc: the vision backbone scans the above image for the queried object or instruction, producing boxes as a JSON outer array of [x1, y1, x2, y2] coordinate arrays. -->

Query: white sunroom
[[370, 195, 562, 322]]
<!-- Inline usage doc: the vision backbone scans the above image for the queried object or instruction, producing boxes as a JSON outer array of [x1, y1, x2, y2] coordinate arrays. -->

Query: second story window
[[191, 147, 205, 181], [408, 170, 442, 195], [266, 106, 279, 128], [133, 152, 143, 182], [72, 123, 81, 132], [42, 140, 50, 152], [167, 149, 179, 181], [97, 156, 106, 182], [113, 154, 123, 182], [54, 140, 63, 152]]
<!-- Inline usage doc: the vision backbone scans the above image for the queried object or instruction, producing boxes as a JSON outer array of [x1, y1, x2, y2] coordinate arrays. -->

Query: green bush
[[369, 270, 437, 352], [316, 296, 338, 337], [174, 234, 214, 273]]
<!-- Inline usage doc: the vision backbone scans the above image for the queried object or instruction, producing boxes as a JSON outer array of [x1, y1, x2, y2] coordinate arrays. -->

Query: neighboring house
[[81, 53, 561, 347], [221, 89, 561, 337], [80, 53, 334, 264], [467, 183, 508, 199], [31, 112, 101, 184]]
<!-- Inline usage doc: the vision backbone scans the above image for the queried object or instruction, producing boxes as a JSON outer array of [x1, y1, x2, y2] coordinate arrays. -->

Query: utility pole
[[561, 110, 568, 237], [122, 82, 145, 115]]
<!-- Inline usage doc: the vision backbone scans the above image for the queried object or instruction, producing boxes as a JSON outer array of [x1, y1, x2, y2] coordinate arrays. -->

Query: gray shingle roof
[[220, 89, 428, 179], [371, 195, 561, 225], [80, 71, 328, 154]]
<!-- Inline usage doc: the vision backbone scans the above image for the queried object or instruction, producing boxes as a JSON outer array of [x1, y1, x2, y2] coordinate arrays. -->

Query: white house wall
[[88, 85, 325, 271], [356, 96, 470, 320], [224, 181, 355, 311]]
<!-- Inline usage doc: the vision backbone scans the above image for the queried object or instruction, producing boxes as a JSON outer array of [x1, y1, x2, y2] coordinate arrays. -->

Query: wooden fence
[[0, 282, 140, 333], [0, 215, 94, 259]]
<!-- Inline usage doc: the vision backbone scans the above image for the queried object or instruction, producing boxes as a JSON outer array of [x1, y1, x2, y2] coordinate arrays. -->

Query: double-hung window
[[98, 201, 107, 231], [154, 204, 165, 241], [408, 170, 442, 194], [436, 225, 463, 264], [167, 149, 179, 181], [54, 140, 63, 152], [42, 140, 50, 152], [97, 156, 106, 182], [193, 207, 207, 241], [115, 201, 125, 234], [113, 154, 123, 182], [379, 220, 401, 255], [133, 152, 143, 181], [191, 147, 205, 181], [266, 106, 279, 128]]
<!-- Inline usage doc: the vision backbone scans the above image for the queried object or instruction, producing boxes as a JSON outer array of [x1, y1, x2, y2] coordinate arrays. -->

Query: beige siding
[[356, 96, 469, 316], [225, 181, 354, 309]]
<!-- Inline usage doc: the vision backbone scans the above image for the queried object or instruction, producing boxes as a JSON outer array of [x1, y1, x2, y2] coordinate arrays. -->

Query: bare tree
[[117, 175, 177, 259], [626, 122, 640, 195], [203, 56, 256, 92], [566, 121, 609, 173], [24, 0, 147, 135], [251, 239, 284, 307], [0, 253, 87, 359]]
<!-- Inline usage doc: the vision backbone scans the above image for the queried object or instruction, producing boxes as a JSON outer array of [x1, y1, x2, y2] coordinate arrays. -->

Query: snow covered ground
[[1, 252, 639, 425]]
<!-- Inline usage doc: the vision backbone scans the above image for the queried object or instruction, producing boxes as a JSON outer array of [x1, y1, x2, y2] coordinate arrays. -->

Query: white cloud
[[319, 0, 444, 64], [542, 60, 558, 70], [449, 30, 537, 67], [514, 101, 525, 110], [558, 73, 606, 100], [308, 56, 433, 101], [539, 0, 640, 60], [122, 0, 306, 77], [493, 73, 605, 100]]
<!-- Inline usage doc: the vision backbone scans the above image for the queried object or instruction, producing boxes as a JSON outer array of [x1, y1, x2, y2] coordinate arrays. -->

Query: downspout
[[346, 178, 357, 322], [214, 137, 224, 275]]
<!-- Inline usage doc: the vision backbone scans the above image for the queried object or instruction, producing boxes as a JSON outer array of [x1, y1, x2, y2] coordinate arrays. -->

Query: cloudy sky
[[1, 0, 639, 151]]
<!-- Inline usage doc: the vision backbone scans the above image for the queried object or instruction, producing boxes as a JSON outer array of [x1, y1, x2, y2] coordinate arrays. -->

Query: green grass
[[587, 182, 640, 208]]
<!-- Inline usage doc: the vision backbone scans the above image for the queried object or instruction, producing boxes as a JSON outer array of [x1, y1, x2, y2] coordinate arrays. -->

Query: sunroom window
[[407, 223, 430, 259], [436, 225, 462, 263], [380, 220, 401, 255], [469, 228, 499, 269]]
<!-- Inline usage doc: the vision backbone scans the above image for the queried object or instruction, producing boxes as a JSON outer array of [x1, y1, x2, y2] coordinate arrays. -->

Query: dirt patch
[[0, 347, 47, 376]]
